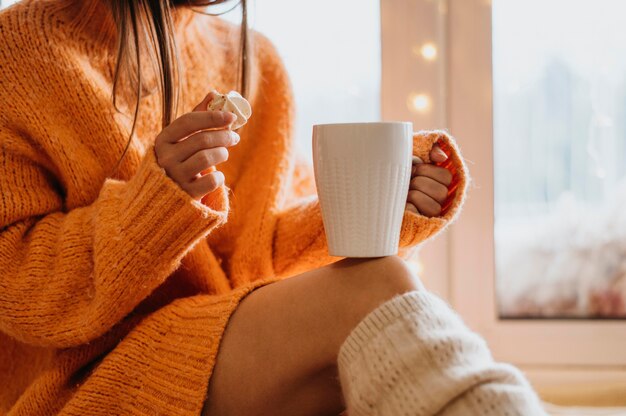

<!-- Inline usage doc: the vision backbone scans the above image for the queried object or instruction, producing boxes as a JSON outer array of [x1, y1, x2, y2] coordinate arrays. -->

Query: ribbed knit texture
[[338, 292, 547, 416], [0, 0, 468, 414]]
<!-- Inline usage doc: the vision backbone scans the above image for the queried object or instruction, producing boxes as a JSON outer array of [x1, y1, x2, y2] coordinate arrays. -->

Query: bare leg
[[203, 256, 421, 416]]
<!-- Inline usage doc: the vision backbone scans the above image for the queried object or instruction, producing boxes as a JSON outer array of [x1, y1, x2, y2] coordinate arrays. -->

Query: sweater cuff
[[105, 146, 229, 265], [399, 130, 469, 248], [338, 291, 467, 364]]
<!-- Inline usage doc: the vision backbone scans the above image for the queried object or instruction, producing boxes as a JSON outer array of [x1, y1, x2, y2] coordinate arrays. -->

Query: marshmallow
[[208, 90, 252, 130]]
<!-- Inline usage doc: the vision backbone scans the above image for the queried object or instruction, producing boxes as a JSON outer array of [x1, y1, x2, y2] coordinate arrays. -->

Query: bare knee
[[363, 255, 423, 293], [334, 255, 422, 298], [327, 256, 422, 339]]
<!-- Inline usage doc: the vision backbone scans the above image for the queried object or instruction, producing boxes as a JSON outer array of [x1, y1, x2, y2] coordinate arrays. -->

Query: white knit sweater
[[338, 291, 547, 415]]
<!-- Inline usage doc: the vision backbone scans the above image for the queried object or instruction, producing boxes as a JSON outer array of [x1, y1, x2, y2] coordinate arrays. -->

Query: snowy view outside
[[494, 0, 626, 318]]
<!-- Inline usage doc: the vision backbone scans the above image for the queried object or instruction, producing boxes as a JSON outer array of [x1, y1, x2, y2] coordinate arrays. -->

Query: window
[[493, 0, 626, 319]]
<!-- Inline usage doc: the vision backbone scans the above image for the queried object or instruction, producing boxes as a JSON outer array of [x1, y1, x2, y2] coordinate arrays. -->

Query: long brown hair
[[108, 0, 249, 175]]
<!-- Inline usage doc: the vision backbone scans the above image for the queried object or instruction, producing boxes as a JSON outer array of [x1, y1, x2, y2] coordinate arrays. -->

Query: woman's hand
[[405, 145, 452, 217], [154, 94, 240, 200]]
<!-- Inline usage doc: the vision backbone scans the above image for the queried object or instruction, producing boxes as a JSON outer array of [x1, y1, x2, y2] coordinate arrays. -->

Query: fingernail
[[232, 132, 240, 144], [213, 170, 225, 184], [412, 156, 424, 164], [436, 148, 448, 159]]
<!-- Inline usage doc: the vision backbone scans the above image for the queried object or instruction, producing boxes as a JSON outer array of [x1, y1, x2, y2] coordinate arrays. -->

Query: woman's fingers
[[156, 111, 236, 146], [153, 100, 242, 200], [430, 144, 448, 163], [410, 176, 448, 204], [413, 163, 452, 186], [174, 130, 239, 163], [407, 148, 453, 217], [186, 171, 225, 200], [173, 147, 230, 182], [407, 190, 442, 218]]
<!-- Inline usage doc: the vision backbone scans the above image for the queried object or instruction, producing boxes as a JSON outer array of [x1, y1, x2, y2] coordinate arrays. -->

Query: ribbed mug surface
[[313, 122, 413, 257]]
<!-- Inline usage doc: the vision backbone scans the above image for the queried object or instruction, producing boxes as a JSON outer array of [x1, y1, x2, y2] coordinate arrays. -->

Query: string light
[[412, 42, 438, 61], [420, 43, 438, 61], [407, 93, 432, 114]]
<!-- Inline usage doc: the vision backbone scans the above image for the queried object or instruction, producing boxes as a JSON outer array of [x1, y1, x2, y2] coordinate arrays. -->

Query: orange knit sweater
[[0, 1, 468, 414]]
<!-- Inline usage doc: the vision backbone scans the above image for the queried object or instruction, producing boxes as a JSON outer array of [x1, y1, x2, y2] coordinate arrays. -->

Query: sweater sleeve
[[272, 131, 469, 278], [0, 140, 229, 348]]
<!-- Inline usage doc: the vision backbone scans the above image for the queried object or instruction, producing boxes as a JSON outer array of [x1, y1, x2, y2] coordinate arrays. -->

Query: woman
[[0, 0, 545, 414]]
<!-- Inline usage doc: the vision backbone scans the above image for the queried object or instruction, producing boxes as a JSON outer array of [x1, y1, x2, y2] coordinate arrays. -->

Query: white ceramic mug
[[312, 122, 413, 257]]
